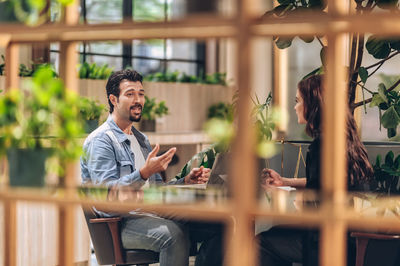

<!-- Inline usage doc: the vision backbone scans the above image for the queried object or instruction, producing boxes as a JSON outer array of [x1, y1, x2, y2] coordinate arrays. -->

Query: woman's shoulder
[[308, 137, 321, 152]]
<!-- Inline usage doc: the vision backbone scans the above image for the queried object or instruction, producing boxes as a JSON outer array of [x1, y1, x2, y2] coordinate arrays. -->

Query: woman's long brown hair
[[298, 74, 373, 188]]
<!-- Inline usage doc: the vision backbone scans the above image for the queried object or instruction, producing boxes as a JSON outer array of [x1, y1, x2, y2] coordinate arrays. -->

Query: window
[[50, 0, 206, 76]]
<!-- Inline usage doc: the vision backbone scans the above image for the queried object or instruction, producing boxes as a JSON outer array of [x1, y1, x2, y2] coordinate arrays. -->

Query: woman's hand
[[261, 168, 284, 187]]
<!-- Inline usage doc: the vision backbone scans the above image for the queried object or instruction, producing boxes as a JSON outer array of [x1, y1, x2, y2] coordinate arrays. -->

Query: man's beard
[[129, 114, 142, 122], [129, 104, 142, 122]]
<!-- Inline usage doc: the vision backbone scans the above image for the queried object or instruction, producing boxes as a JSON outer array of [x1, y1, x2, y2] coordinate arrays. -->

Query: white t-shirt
[[126, 133, 148, 187]]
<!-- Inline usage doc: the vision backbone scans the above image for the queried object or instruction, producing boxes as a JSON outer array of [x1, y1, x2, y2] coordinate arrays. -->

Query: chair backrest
[[82, 207, 118, 265]]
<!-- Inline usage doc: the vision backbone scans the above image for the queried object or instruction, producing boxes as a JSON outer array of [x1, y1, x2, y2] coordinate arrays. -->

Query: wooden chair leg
[[355, 237, 369, 266]]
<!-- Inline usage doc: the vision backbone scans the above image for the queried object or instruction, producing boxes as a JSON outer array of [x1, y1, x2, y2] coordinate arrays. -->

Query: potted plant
[[373, 151, 400, 195], [79, 97, 106, 133], [207, 101, 234, 121], [174, 93, 278, 181], [0, 66, 85, 187], [140, 95, 169, 132], [78, 62, 113, 80]]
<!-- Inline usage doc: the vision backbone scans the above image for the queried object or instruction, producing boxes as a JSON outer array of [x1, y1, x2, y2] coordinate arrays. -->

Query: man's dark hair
[[106, 69, 143, 113]]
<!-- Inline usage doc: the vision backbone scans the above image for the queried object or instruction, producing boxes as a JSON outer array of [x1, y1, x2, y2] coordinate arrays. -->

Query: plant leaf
[[369, 93, 385, 108], [275, 37, 293, 49], [320, 46, 326, 66], [387, 127, 397, 138], [381, 106, 400, 129], [302, 66, 323, 80], [389, 39, 400, 52], [394, 155, 400, 169], [358, 67, 368, 84], [366, 36, 391, 59], [299, 35, 314, 43], [376, 0, 398, 9], [277, 0, 295, 4], [308, 0, 327, 8], [378, 83, 388, 103], [375, 154, 382, 167], [385, 151, 395, 167]]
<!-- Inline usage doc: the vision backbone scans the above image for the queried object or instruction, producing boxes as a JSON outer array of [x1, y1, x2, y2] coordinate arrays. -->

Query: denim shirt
[[80, 115, 183, 188]]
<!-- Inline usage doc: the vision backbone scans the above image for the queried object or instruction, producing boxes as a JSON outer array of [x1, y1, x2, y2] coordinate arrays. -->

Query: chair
[[83, 207, 159, 266], [351, 232, 400, 266]]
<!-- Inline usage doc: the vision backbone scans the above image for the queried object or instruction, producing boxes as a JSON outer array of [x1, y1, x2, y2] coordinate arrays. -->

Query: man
[[81, 69, 220, 266]]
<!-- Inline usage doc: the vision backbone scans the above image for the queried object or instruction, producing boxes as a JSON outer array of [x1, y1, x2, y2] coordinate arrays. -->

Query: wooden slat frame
[[57, 1, 79, 266], [1, 0, 400, 266], [4, 42, 19, 266]]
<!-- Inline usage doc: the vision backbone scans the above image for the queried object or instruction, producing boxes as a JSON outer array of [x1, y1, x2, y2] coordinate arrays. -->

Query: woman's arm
[[281, 177, 306, 188], [262, 168, 307, 188]]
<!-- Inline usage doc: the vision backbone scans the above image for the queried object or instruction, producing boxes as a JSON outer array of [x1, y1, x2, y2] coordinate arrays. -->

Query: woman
[[258, 74, 373, 266]]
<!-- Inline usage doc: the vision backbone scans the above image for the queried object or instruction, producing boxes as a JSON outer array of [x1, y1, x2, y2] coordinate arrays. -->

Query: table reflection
[[79, 184, 228, 205]]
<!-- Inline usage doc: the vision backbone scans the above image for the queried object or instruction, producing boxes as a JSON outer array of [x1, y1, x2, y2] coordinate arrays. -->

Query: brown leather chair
[[351, 232, 400, 266], [83, 207, 159, 266]]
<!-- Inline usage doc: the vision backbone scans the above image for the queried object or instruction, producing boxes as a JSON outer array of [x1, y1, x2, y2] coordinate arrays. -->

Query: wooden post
[[58, 1, 79, 266], [4, 200, 17, 266], [5, 43, 19, 90], [320, 1, 349, 265], [272, 0, 289, 135], [225, 1, 261, 266], [272, 45, 288, 135], [3, 42, 20, 266]]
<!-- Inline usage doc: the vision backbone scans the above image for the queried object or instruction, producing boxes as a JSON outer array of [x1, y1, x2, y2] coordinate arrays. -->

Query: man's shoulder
[[132, 126, 149, 142], [83, 122, 112, 146]]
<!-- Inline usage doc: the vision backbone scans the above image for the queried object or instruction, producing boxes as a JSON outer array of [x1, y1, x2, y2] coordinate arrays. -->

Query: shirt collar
[[106, 115, 132, 144]]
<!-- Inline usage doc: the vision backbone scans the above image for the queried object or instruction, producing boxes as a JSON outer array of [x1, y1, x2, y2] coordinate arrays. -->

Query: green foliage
[[204, 118, 235, 152], [142, 96, 169, 121], [0, 55, 5, 76], [379, 73, 400, 92], [263, 0, 327, 48], [175, 145, 221, 180], [373, 151, 400, 195], [19, 62, 57, 77], [78, 62, 114, 80], [265, 0, 400, 139], [359, 67, 369, 84], [144, 71, 180, 82], [207, 102, 234, 122], [144, 71, 228, 85], [370, 76, 400, 138], [302, 66, 324, 80], [252, 92, 276, 142], [132, 0, 168, 22], [204, 72, 227, 86], [0, 56, 57, 77], [5, 0, 73, 25], [0, 66, 85, 160], [79, 97, 106, 120], [366, 35, 394, 59], [179, 93, 278, 180], [203, 92, 278, 160]]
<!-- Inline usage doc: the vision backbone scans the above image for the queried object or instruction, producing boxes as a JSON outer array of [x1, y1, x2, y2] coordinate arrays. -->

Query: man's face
[[113, 80, 145, 122]]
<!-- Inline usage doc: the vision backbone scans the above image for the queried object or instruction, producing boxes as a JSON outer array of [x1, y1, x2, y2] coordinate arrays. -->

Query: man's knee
[[151, 220, 189, 249]]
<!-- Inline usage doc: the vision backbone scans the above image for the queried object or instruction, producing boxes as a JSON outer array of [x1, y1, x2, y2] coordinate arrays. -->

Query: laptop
[[171, 152, 229, 189]]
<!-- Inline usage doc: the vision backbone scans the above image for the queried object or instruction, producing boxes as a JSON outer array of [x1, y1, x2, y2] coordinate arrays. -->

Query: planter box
[[143, 82, 235, 132], [0, 76, 32, 92], [1, 77, 236, 132]]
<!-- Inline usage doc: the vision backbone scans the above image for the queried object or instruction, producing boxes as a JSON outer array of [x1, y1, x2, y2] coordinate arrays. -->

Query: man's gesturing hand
[[140, 144, 176, 180], [184, 166, 210, 184]]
